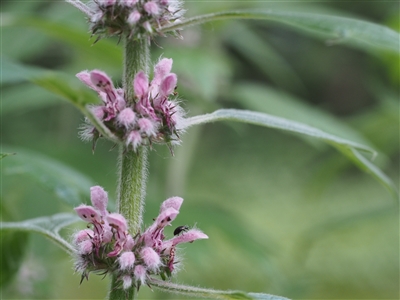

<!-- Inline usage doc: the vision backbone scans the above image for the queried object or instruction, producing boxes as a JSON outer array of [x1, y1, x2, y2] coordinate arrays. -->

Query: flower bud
[[119, 251, 136, 270], [141, 247, 161, 271]]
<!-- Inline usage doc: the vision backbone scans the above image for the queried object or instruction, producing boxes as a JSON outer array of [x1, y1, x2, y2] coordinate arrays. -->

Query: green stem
[[108, 36, 150, 300]]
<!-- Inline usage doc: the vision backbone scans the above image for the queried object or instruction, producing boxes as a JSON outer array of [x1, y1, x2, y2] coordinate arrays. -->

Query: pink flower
[[90, 186, 108, 216], [134, 265, 147, 285], [77, 70, 124, 122], [117, 108, 136, 128], [163, 229, 209, 250], [119, 251, 136, 270], [122, 275, 132, 290], [123, 0, 138, 6], [73, 229, 93, 245], [160, 196, 183, 213], [73, 190, 208, 290], [127, 10, 141, 25], [126, 130, 142, 150], [138, 118, 157, 137], [78, 239, 94, 255], [144, 1, 160, 16], [141, 247, 161, 271]]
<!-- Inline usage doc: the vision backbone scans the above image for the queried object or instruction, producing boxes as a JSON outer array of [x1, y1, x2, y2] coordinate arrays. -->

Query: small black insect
[[173, 225, 189, 236]]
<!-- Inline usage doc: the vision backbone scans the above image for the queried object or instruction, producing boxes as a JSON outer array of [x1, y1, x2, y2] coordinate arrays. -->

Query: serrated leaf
[[2, 147, 94, 207], [182, 109, 398, 198], [161, 10, 400, 53], [149, 278, 290, 300], [0, 213, 79, 256]]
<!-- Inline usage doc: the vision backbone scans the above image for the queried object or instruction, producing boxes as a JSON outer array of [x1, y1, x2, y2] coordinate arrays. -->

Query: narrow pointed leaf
[[0, 213, 79, 256], [0, 153, 16, 160], [337, 147, 398, 199], [1, 56, 118, 142], [161, 10, 399, 53], [2, 147, 94, 207], [31, 73, 119, 142], [182, 109, 397, 197], [149, 278, 290, 300], [230, 83, 375, 148], [183, 109, 374, 153]]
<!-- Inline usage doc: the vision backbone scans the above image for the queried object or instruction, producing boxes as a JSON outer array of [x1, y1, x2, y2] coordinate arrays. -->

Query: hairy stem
[[109, 37, 150, 300]]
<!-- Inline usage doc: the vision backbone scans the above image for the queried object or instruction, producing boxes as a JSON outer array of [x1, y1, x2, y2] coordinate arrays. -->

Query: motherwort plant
[[2, 0, 398, 300]]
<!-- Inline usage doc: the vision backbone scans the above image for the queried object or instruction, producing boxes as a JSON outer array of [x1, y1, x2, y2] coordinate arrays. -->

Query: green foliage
[[2, 147, 95, 207], [150, 278, 290, 300], [0, 213, 79, 256], [162, 10, 400, 53], [0, 204, 28, 288]]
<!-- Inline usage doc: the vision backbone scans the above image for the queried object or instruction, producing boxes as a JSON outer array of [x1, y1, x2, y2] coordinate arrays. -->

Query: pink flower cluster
[[73, 186, 208, 290], [88, 0, 184, 40], [77, 58, 184, 151]]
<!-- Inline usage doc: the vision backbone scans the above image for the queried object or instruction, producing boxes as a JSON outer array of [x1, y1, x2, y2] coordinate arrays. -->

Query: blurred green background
[[1, 0, 399, 299]]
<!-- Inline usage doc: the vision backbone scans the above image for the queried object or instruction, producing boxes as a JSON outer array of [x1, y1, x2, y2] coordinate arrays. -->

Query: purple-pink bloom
[[138, 118, 157, 137], [126, 130, 142, 150], [134, 265, 147, 285], [122, 275, 133, 290], [119, 251, 136, 270], [73, 188, 207, 291], [78, 239, 94, 255], [141, 247, 161, 271], [117, 107, 136, 128], [127, 10, 141, 25], [75, 205, 102, 223], [159, 196, 183, 213], [144, 1, 160, 16], [73, 229, 94, 244], [90, 186, 108, 216]]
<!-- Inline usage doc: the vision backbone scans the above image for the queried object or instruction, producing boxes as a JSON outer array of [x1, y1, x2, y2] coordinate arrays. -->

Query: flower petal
[[74, 205, 102, 223], [90, 186, 108, 216]]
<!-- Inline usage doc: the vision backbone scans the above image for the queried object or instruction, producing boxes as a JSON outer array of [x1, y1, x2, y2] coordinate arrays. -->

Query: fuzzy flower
[[80, 0, 185, 41], [73, 186, 207, 291], [77, 58, 183, 153]]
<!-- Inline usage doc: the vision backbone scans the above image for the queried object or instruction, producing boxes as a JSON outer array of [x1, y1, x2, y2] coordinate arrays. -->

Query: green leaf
[[0, 213, 79, 256], [1, 54, 49, 84], [1, 17, 122, 68], [161, 10, 400, 53], [183, 109, 374, 153], [2, 147, 95, 207], [229, 83, 373, 148], [338, 147, 398, 199], [1, 56, 118, 142], [183, 109, 398, 197], [31, 72, 99, 108], [0, 203, 28, 288], [0, 152, 16, 160], [1, 84, 61, 114], [149, 278, 290, 300]]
